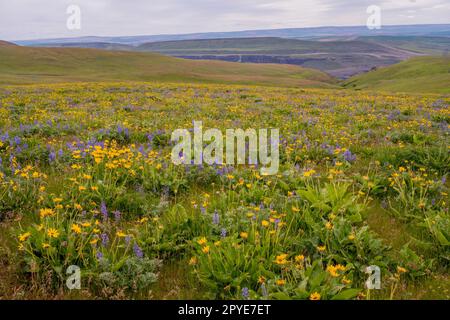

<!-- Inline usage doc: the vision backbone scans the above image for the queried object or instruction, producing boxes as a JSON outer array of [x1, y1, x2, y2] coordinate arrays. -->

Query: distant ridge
[[14, 24, 450, 46], [0, 40, 16, 46], [34, 41, 134, 51]]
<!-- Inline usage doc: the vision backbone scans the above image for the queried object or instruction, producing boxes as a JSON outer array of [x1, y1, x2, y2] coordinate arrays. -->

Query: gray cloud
[[1, 0, 449, 40]]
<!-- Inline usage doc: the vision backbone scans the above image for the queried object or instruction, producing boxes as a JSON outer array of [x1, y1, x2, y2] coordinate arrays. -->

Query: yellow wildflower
[[189, 257, 197, 265], [71, 224, 82, 234], [202, 246, 210, 254], [47, 228, 59, 238], [116, 231, 127, 238], [39, 208, 55, 219], [309, 292, 321, 300], [274, 254, 288, 265], [276, 279, 286, 286], [18, 232, 31, 242], [397, 266, 408, 274]]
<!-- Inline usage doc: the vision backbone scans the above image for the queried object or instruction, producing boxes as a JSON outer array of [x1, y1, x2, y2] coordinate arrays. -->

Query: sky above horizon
[[1, 0, 450, 40]]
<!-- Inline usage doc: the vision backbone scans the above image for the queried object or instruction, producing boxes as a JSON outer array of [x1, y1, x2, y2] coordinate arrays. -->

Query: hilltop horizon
[[12, 23, 450, 45]]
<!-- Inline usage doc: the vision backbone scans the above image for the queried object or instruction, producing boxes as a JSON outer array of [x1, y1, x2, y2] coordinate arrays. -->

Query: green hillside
[[0, 42, 336, 87], [343, 56, 450, 94]]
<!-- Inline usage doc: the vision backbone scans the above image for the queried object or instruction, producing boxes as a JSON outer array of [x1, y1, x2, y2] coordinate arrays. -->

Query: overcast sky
[[1, 0, 450, 40]]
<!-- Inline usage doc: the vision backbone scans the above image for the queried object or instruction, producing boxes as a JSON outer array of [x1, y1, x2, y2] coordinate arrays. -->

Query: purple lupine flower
[[133, 243, 144, 259], [100, 201, 108, 221], [0, 132, 8, 143], [125, 235, 131, 245], [220, 228, 227, 238], [274, 219, 281, 229], [96, 251, 103, 261], [13, 136, 21, 146], [49, 151, 56, 163], [442, 176, 447, 185], [114, 210, 121, 223], [101, 233, 109, 247], [242, 287, 249, 300], [343, 150, 356, 163], [200, 206, 206, 215], [212, 210, 220, 225], [387, 110, 400, 121]]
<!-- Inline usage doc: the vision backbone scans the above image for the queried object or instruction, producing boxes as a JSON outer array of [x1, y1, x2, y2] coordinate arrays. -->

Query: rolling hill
[[18, 37, 416, 78], [0, 42, 336, 87], [343, 56, 450, 93], [12, 24, 449, 79], [0, 40, 17, 46]]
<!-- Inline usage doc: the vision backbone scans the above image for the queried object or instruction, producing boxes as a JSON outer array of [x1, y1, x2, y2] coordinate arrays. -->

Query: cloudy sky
[[1, 0, 449, 40]]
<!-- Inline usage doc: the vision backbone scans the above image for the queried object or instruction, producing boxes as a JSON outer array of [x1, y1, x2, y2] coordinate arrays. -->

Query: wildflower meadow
[[0, 82, 448, 300]]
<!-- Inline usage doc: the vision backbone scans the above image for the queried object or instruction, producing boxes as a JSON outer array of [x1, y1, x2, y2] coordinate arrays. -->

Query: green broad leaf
[[278, 180, 289, 192], [311, 202, 332, 212], [348, 212, 362, 223], [331, 289, 361, 300], [270, 292, 292, 300], [310, 271, 326, 288], [293, 289, 309, 300], [435, 230, 450, 246], [296, 189, 319, 205]]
